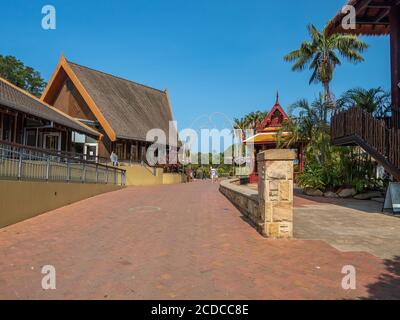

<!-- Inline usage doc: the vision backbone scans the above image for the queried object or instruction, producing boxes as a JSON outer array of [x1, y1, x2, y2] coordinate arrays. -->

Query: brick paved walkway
[[0, 181, 398, 299]]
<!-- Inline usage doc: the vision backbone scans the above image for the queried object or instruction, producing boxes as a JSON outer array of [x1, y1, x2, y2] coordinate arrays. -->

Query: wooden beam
[[390, 4, 400, 128], [13, 113, 18, 143], [0, 112, 3, 141], [375, 8, 391, 22], [368, 0, 400, 9], [355, 0, 374, 13], [357, 18, 390, 25]]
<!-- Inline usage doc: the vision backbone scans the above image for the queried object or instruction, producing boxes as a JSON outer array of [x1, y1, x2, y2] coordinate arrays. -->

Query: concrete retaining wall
[[0, 180, 121, 228], [120, 164, 185, 186], [220, 149, 295, 239], [219, 179, 262, 231], [162, 173, 186, 185]]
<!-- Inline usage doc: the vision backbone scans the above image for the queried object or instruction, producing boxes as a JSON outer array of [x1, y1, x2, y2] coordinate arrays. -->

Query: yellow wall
[[120, 164, 185, 186], [0, 181, 121, 228], [162, 173, 186, 185]]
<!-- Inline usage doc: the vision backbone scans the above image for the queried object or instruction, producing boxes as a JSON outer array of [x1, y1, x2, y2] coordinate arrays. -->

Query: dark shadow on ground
[[361, 256, 400, 300]]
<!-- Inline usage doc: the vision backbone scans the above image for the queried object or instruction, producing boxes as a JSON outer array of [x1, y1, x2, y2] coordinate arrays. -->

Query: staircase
[[331, 107, 400, 181]]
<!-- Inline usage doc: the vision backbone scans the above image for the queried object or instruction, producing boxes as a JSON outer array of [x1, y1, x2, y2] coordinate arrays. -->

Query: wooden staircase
[[331, 107, 400, 181]]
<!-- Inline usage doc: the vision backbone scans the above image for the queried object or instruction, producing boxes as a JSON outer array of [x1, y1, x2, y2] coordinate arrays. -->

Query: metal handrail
[[0, 140, 126, 186]]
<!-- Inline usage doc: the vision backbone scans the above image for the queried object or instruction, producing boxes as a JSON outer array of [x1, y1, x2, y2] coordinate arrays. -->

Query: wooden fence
[[331, 107, 400, 170]]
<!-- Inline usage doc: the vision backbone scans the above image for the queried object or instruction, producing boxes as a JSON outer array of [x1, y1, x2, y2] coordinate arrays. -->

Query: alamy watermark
[[341, 265, 356, 290], [41, 265, 56, 290], [144, 121, 255, 175], [341, 5, 356, 30], [41, 5, 56, 30]]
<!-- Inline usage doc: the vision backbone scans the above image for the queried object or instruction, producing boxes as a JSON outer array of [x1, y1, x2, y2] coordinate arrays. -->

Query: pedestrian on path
[[110, 151, 119, 167], [210, 167, 218, 183]]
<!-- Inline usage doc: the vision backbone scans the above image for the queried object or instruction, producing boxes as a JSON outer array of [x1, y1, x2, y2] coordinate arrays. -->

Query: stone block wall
[[220, 149, 295, 239], [219, 180, 262, 230], [257, 150, 296, 238]]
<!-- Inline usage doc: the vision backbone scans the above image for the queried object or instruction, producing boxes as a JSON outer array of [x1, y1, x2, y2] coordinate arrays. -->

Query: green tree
[[284, 24, 368, 162], [0, 55, 46, 97], [337, 87, 391, 118], [233, 110, 268, 142], [243, 111, 268, 131], [233, 117, 248, 141], [279, 96, 326, 163]]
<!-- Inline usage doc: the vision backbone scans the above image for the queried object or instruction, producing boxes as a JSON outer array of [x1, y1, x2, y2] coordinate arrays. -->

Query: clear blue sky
[[0, 0, 390, 133]]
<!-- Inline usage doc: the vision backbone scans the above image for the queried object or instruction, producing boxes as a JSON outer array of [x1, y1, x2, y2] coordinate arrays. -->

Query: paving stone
[[0, 182, 397, 300]]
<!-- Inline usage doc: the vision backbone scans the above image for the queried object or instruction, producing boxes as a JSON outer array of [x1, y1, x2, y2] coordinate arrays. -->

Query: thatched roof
[[42, 55, 177, 143], [0, 76, 100, 137], [327, 0, 396, 36]]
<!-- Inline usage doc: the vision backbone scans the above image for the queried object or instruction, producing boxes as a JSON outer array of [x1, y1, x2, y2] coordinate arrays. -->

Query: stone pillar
[[257, 149, 296, 239]]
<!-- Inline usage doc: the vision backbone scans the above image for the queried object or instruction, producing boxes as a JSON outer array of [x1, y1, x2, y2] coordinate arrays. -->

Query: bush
[[297, 165, 325, 190]]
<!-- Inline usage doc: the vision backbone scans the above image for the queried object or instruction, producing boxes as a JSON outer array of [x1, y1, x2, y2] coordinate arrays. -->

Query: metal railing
[[0, 140, 126, 186]]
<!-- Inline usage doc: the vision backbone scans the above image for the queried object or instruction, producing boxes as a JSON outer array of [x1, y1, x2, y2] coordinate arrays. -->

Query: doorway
[[43, 133, 61, 151], [84, 143, 98, 161]]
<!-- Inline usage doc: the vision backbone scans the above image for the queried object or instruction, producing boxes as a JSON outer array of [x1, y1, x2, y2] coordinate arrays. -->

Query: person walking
[[210, 167, 217, 184], [110, 151, 119, 167]]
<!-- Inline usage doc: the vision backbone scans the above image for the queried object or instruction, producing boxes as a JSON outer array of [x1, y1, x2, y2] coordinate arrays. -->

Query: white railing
[[0, 141, 126, 186]]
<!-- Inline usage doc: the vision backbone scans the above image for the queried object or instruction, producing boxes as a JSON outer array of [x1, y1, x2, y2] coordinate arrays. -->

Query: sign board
[[384, 182, 400, 214]]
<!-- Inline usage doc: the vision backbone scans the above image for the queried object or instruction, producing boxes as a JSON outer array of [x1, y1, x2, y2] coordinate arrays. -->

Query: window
[[115, 143, 124, 160], [25, 130, 37, 147]]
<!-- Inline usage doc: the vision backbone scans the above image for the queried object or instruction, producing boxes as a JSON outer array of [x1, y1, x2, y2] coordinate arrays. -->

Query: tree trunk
[[321, 81, 331, 165]]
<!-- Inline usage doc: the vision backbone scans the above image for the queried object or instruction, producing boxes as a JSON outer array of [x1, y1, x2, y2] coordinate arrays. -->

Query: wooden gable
[[256, 93, 289, 132]]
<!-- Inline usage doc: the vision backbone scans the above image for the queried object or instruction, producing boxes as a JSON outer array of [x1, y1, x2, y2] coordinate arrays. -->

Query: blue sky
[[0, 0, 390, 134]]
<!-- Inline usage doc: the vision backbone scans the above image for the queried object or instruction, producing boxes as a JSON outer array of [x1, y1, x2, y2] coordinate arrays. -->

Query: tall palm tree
[[244, 111, 268, 131], [337, 87, 391, 118], [233, 117, 248, 141], [284, 24, 368, 163], [284, 24, 368, 124]]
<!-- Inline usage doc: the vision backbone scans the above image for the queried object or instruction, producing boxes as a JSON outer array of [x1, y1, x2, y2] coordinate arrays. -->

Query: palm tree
[[279, 96, 328, 165], [337, 87, 391, 118], [233, 117, 248, 141], [284, 24, 368, 163], [280, 96, 325, 145], [284, 24, 368, 123], [244, 111, 268, 131]]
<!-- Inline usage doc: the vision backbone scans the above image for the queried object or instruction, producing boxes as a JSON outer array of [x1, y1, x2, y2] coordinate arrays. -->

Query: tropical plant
[[244, 111, 268, 130], [0, 55, 46, 97], [280, 94, 381, 192], [233, 117, 248, 141], [284, 24, 368, 163], [284, 24, 368, 110], [233, 110, 268, 141], [278, 95, 328, 163], [336, 87, 391, 118], [297, 164, 326, 190]]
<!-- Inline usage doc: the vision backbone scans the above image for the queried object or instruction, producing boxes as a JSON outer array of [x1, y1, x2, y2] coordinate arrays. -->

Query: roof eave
[[0, 76, 100, 138], [41, 54, 118, 141], [326, 0, 392, 36]]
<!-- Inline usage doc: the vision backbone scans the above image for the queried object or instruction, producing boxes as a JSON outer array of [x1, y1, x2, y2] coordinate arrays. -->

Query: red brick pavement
[[0, 181, 398, 299]]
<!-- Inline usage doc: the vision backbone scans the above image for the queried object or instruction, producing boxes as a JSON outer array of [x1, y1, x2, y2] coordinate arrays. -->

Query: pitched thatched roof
[[41, 55, 177, 143], [0, 76, 100, 137], [67, 61, 175, 142], [327, 0, 395, 36]]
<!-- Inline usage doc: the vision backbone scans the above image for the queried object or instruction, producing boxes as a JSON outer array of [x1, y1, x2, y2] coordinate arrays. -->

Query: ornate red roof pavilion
[[244, 93, 304, 184]]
